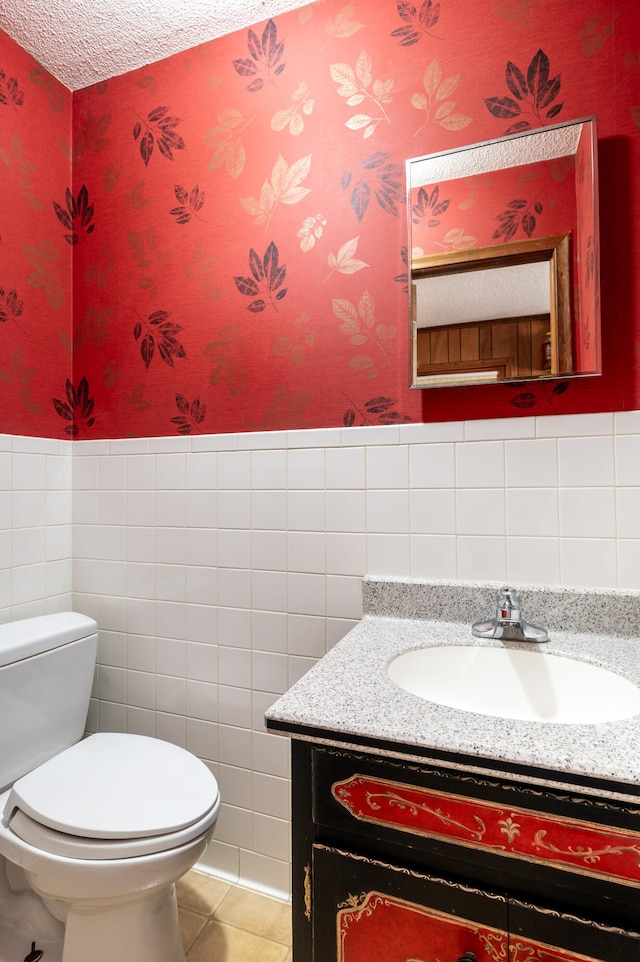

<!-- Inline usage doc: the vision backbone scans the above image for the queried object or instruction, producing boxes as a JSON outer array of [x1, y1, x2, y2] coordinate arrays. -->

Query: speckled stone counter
[[265, 578, 640, 801]]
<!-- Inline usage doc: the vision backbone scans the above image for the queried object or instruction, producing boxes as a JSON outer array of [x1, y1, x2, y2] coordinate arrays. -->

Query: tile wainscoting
[[2, 409, 640, 896]]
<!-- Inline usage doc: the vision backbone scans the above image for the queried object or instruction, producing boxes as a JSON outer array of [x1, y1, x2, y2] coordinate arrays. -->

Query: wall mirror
[[407, 117, 600, 390]]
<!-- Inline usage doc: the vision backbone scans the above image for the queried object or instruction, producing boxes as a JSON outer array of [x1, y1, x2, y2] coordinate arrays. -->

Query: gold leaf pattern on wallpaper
[[0, 348, 43, 414], [271, 82, 315, 136], [297, 213, 327, 252], [127, 227, 170, 295], [439, 227, 479, 251], [243, 383, 313, 432], [272, 311, 316, 365], [184, 241, 224, 302], [493, 0, 542, 26], [0, 135, 43, 210], [126, 382, 152, 413], [73, 112, 112, 162], [330, 51, 394, 138], [204, 326, 247, 396], [333, 289, 396, 381], [103, 163, 121, 192], [241, 153, 312, 228], [579, 11, 619, 56], [204, 108, 253, 179], [70, 305, 112, 351], [29, 67, 65, 113], [125, 181, 151, 210], [324, 236, 369, 281], [322, 3, 366, 50], [411, 60, 473, 137], [84, 248, 114, 289], [23, 239, 64, 308]]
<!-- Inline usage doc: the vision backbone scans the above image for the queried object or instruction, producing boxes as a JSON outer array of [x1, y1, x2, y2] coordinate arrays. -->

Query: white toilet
[[0, 612, 220, 962]]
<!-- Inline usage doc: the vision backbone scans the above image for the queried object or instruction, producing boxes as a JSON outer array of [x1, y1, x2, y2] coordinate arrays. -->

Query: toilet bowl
[[0, 614, 221, 962], [0, 733, 220, 962]]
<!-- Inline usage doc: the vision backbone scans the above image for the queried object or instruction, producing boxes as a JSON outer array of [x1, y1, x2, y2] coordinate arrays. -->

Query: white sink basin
[[387, 646, 640, 724]]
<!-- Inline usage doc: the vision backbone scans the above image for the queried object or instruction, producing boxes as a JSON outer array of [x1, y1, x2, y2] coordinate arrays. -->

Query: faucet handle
[[496, 586, 521, 623]]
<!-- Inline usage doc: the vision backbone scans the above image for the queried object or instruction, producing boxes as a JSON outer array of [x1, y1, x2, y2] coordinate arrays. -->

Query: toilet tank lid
[[0, 613, 97, 667]]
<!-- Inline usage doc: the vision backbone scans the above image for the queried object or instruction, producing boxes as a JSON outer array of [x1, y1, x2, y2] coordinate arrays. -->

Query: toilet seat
[[3, 733, 220, 860]]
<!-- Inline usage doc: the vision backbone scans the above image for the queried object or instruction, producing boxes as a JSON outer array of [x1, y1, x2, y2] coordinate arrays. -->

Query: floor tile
[[214, 885, 292, 945], [186, 919, 289, 962]]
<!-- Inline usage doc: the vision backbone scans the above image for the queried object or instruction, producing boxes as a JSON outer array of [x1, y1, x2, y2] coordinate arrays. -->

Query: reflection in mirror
[[407, 117, 600, 390]]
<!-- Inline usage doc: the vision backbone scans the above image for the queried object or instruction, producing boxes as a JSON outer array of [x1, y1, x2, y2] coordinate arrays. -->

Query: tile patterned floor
[[177, 870, 292, 962]]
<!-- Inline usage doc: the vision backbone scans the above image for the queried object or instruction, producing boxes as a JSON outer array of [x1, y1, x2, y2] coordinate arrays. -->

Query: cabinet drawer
[[313, 747, 640, 889]]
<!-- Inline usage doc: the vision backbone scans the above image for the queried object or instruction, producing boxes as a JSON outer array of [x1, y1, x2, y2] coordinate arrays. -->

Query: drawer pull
[[457, 954, 477, 962]]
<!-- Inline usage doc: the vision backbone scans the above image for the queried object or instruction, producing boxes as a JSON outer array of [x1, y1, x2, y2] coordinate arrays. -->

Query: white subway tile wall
[[1, 411, 639, 898]]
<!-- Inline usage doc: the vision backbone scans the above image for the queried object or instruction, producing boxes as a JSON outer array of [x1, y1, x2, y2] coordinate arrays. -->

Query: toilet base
[[59, 883, 185, 962], [0, 919, 63, 962]]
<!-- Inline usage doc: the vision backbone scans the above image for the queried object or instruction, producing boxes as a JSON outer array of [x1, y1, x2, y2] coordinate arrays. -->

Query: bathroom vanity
[[265, 579, 640, 962]]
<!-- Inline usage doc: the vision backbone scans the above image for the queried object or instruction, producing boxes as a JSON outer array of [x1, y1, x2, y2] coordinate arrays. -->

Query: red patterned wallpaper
[[0, 30, 72, 437], [2, 0, 639, 439]]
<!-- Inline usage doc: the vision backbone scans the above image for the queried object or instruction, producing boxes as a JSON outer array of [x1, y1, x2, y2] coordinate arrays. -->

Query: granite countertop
[[265, 578, 640, 801]]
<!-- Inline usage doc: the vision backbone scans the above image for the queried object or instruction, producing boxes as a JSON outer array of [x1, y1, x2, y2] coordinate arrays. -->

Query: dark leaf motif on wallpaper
[[509, 380, 571, 411], [330, 52, 393, 139], [170, 185, 206, 224], [391, 0, 442, 46], [53, 185, 95, 245], [171, 395, 206, 435], [485, 49, 562, 133], [52, 377, 95, 437], [343, 396, 413, 427], [23, 239, 64, 309], [394, 247, 409, 294], [333, 290, 396, 381], [204, 109, 253, 179], [204, 326, 247, 396], [132, 107, 185, 166], [493, 198, 543, 242], [0, 69, 25, 109], [234, 242, 287, 312], [341, 152, 404, 223], [411, 60, 473, 137], [232, 19, 286, 92], [133, 310, 187, 370], [30, 68, 65, 114], [272, 311, 317, 365], [411, 184, 450, 227], [0, 286, 25, 330]]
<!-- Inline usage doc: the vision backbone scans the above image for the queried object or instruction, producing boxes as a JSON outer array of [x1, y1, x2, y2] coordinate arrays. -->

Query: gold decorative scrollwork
[[364, 788, 486, 841], [303, 864, 311, 921], [533, 829, 640, 868], [498, 815, 521, 845]]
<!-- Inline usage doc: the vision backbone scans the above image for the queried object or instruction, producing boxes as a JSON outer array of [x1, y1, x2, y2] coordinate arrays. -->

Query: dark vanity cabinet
[[290, 740, 640, 962]]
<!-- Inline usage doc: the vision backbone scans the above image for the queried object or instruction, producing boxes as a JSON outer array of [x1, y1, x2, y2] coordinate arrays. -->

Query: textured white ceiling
[[1, 0, 307, 90]]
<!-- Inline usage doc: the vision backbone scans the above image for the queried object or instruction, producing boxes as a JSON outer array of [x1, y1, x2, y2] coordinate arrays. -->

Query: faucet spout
[[471, 586, 549, 643]]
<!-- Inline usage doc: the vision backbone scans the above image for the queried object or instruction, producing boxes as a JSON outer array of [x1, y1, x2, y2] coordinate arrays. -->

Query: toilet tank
[[0, 612, 98, 793]]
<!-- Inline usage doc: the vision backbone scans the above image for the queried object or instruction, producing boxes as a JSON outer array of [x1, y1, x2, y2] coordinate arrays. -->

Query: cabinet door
[[509, 898, 640, 962], [312, 844, 509, 962]]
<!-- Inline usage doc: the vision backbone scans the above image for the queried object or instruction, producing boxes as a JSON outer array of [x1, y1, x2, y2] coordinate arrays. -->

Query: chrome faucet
[[471, 586, 549, 643]]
